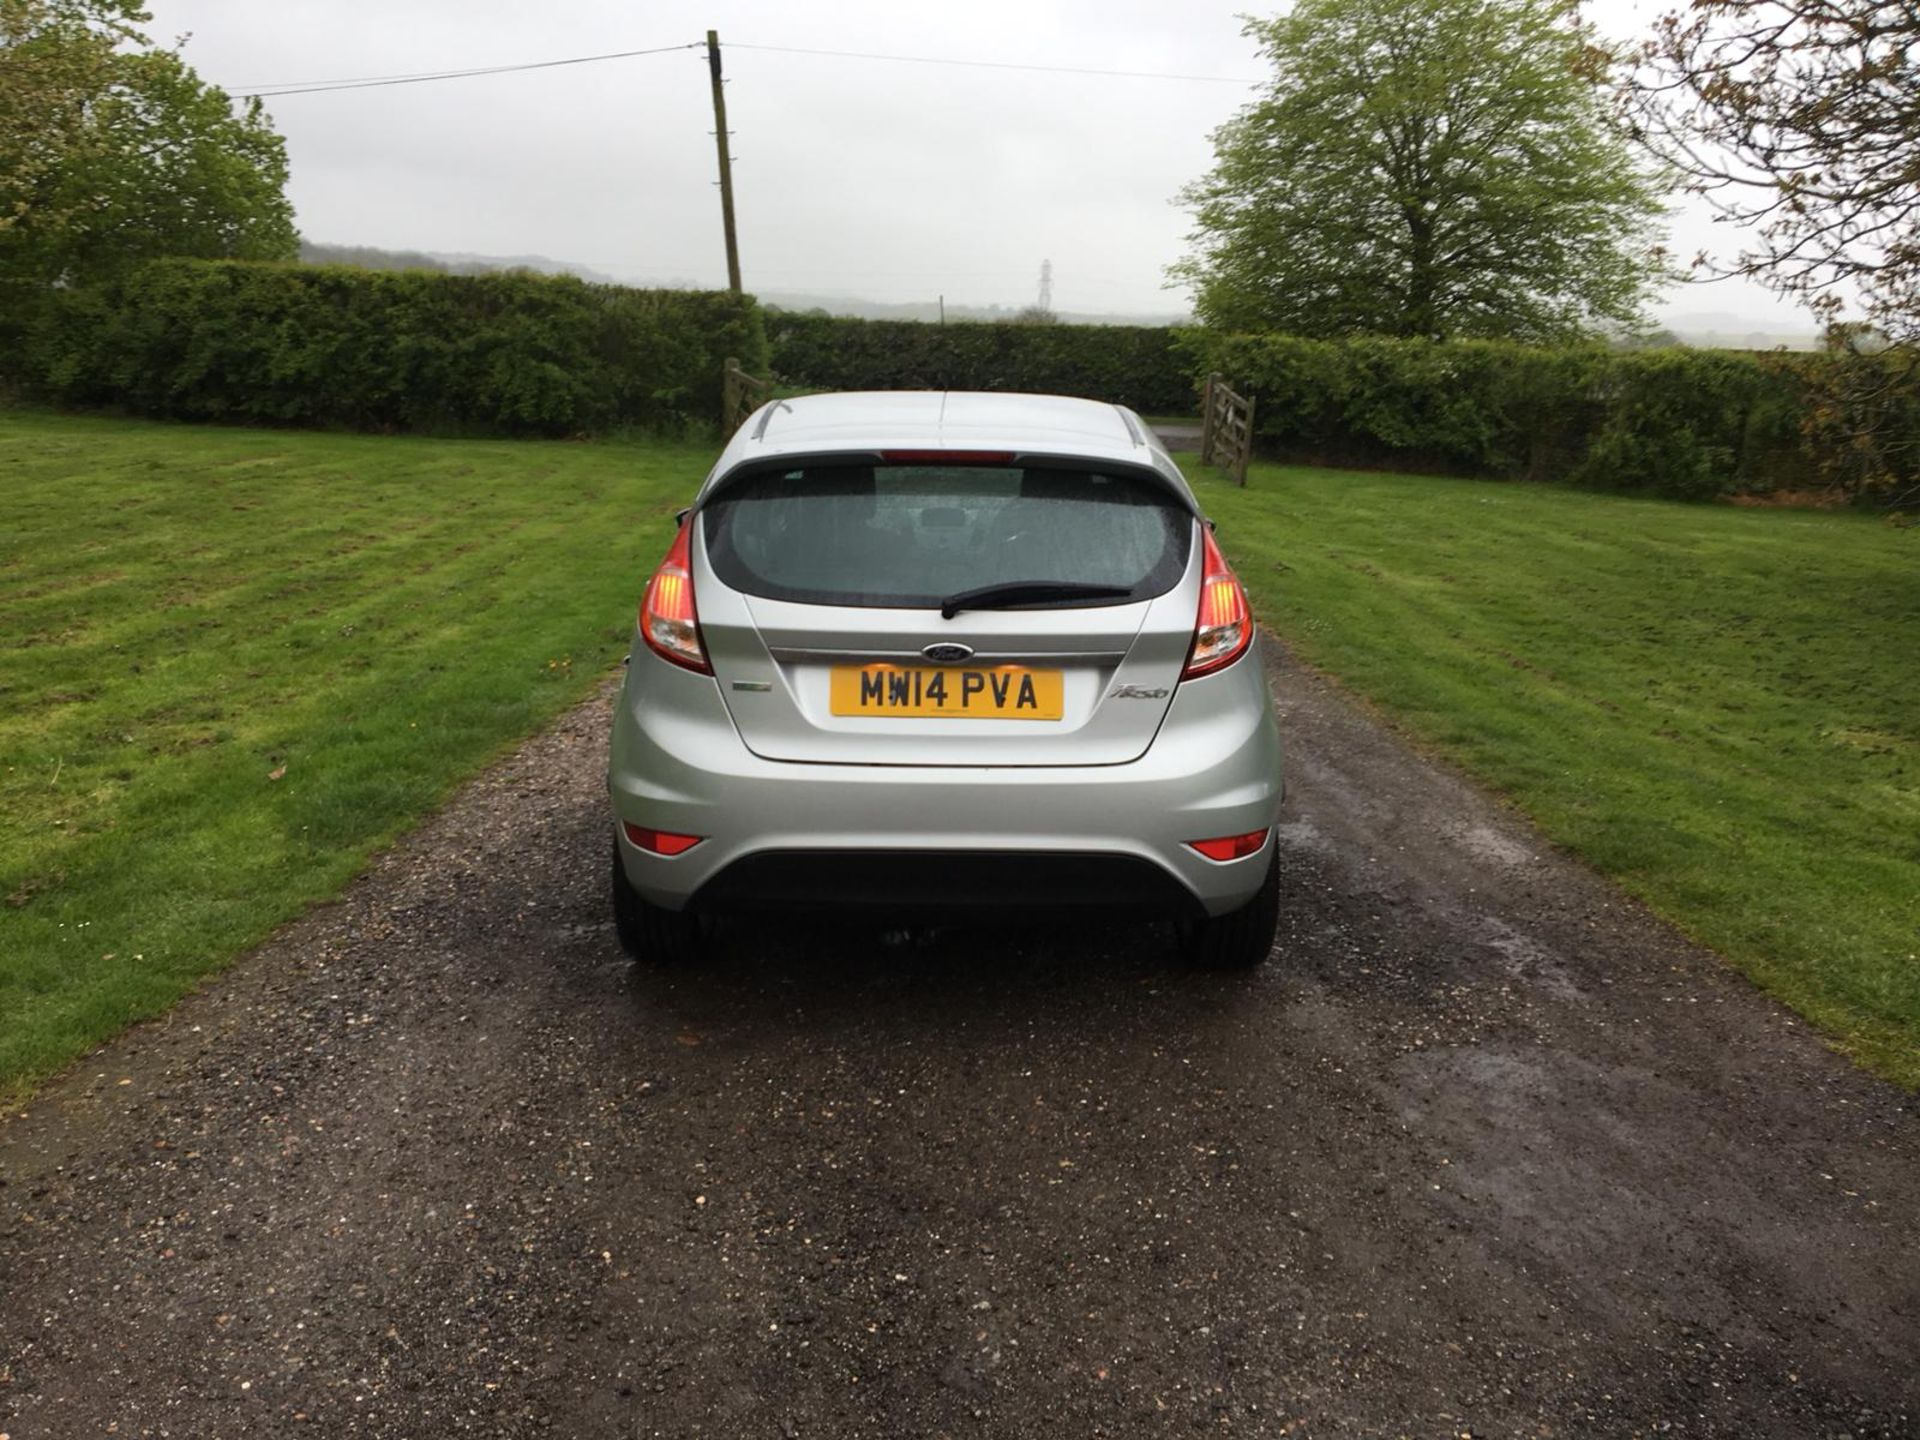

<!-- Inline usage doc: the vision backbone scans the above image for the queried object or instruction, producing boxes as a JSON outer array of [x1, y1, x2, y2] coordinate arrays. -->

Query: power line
[[228, 39, 1258, 98], [726, 42, 1256, 84], [231, 42, 703, 98]]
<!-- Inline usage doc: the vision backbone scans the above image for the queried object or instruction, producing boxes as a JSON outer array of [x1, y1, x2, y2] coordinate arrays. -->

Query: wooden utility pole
[[706, 30, 742, 294]]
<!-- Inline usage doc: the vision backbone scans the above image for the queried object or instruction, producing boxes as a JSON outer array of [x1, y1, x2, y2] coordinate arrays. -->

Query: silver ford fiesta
[[608, 391, 1284, 966]]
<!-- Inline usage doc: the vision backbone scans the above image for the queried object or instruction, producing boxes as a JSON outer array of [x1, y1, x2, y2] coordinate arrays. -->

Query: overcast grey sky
[[141, 0, 1811, 328]]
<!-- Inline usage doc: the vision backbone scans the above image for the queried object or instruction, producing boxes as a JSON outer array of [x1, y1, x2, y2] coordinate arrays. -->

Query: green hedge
[[12, 261, 1913, 502], [1181, 332, 1920, 501], [765, 312, 1196, 416], [13, 259, 768, 435]]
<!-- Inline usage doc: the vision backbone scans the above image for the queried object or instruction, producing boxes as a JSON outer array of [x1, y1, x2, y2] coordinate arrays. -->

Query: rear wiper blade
[[938, 580, 1135, 620]]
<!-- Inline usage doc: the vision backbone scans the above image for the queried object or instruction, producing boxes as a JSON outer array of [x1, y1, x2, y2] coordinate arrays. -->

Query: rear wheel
[[611, 841, 707, 964], [1181, 849, 1279, 970]]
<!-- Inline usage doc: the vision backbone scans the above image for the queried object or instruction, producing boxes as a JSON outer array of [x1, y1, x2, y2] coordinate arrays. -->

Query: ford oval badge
[[922, 642, 974, 665]]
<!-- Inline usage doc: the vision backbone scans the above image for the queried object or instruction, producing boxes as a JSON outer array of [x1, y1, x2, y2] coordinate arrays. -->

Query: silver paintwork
[[609, 391, 1284, 919], [700, 391, 1183, 497]]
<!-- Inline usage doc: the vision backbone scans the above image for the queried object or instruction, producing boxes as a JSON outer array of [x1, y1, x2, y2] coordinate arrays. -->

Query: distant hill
[[296, 243, 1186, 325], [1658, 310, 1820, 351], [297, 246, 1810, 344], [300, 241, 453, 273], [431, 250, 626, 285], [752, 291, 1192, 328], [298, 241, 624, 285]]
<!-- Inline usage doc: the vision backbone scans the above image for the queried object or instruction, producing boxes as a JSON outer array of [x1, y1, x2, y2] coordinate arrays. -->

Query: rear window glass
[[701, 464, 1191, 609]]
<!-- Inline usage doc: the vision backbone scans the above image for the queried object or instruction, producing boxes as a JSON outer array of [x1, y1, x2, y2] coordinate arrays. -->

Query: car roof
[[708, 391, 1174, 480]]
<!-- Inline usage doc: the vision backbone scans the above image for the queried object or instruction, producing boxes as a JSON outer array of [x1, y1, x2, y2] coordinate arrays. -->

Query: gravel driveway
[[3, 641, 1915, 1438]]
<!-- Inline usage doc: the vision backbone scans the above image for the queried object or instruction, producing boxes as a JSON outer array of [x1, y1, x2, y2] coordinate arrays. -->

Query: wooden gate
[[722, 357, 774, 434], [1199, 373, 1256, 487]]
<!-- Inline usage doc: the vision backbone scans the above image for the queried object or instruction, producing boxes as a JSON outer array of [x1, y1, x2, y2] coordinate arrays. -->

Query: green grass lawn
[[1, 409, 707, 1097], [1183, 456, 1920, 1087], [5, 408, 1916, 1096]]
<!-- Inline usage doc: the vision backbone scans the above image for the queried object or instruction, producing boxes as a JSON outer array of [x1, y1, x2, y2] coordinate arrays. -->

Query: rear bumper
[[609, 639, 1283, 919], [681, 849, 1210, 920]]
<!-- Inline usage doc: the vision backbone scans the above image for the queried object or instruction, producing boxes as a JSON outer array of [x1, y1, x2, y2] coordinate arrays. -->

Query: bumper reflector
[[624, 823, 704, 857], [1186, 829, 1270, 863]]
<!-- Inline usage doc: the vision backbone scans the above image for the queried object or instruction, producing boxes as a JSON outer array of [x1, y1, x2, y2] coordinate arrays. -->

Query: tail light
[[1181, 527, 1252, 681], [639, 521, 711, 674]]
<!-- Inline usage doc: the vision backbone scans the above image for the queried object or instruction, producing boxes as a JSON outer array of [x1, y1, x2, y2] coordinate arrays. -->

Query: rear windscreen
[[701, 464, 1192, 609]]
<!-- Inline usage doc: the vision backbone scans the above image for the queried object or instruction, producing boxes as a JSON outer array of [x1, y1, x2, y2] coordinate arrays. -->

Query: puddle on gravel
[[1443, 819, 1540, 870], [1275, 817, 1336, 855], [1475, 915, 1586, 1001]]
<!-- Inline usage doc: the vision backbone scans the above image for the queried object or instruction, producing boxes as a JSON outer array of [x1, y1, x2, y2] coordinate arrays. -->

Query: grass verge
[[1184, 457, 1920, 1088], [1, 409, 706, 1098], [6, 411, 1913, 1094]]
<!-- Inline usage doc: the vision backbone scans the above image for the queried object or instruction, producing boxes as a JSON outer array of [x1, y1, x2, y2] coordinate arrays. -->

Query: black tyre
[[610, 842, 708, 964], [1181, 849, 1279, 970]]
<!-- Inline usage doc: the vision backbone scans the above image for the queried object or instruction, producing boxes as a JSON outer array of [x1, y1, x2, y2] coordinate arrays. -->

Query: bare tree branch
[[1626, 0, 1920, 343]]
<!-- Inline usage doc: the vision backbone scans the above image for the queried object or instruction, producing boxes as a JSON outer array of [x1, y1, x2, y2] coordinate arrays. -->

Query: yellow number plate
[[829, 665, 1063, 720]]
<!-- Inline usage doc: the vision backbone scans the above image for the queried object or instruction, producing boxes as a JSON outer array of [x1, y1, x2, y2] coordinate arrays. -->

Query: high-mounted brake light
[[878, 450, 1016, 465], [639, 521, 711, 674], [1181, 527, 1252, 681], [1186, 829, 1270, 863], [623, 822, 704, 857]]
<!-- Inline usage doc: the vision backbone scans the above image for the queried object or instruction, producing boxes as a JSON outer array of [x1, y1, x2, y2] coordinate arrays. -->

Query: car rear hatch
[[693, 453, 1201, 767]]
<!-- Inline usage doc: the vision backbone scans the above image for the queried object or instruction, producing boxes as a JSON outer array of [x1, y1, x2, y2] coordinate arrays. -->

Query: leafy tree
[[1172, 0, 1671, 340], [0, 0, 132, 242], [0, 0, 296, 292], [1626, 1, 1919, 346]]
